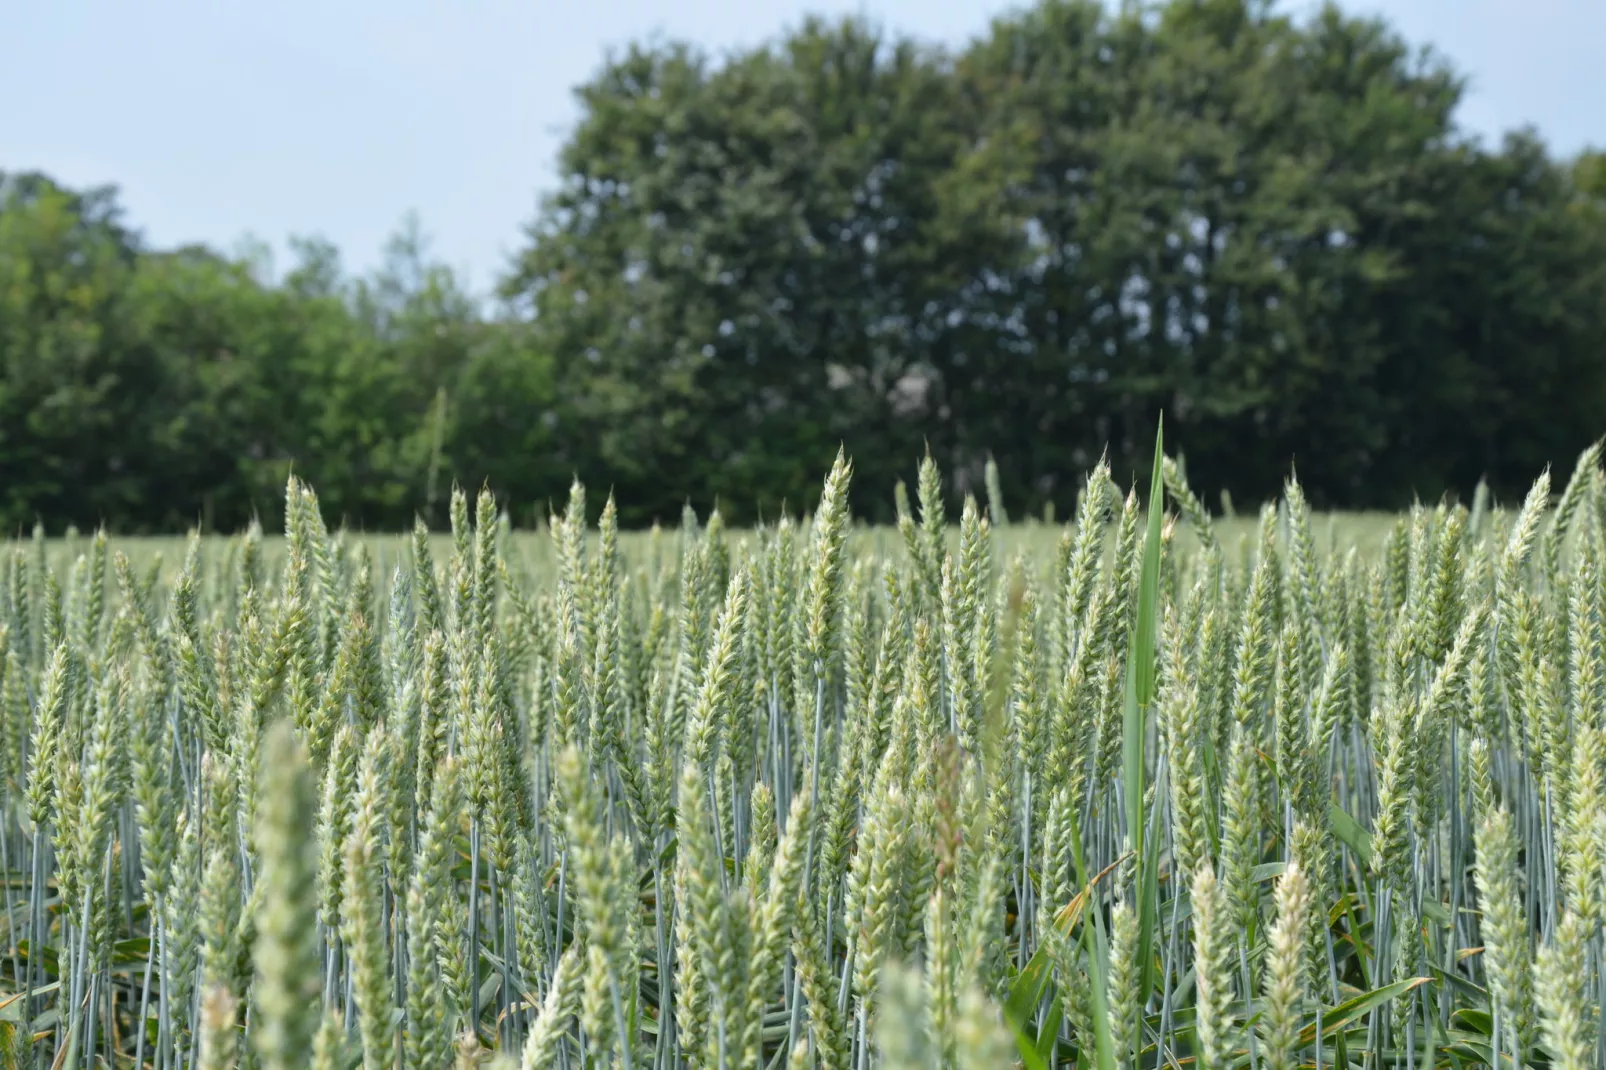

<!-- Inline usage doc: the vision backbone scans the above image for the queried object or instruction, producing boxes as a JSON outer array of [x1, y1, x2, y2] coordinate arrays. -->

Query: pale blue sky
[[5, 0, 1601, 291]]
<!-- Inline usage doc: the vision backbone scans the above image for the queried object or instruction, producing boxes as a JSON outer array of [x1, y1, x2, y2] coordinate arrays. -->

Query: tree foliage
[[5, 0, 1605, 531], [0, 172, 563, 532]]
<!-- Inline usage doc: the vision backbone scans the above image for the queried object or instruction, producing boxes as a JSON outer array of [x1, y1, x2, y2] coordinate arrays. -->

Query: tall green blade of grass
[[1126, 419, 1164, 869], [1125, 419, 1166, 1060]]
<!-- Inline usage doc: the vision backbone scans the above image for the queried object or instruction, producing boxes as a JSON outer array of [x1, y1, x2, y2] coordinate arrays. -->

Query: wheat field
[[0, 436, 1600, 1069]]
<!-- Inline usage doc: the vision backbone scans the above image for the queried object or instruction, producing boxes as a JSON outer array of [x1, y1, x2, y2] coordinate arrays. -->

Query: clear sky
[[5, 0, 1601, 292]]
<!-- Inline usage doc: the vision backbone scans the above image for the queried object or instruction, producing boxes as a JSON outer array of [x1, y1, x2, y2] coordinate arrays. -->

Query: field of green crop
[[0, 437, 1599, 1070]]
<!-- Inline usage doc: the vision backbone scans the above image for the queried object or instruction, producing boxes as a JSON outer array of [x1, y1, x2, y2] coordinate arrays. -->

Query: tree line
[[5, 0, 1605, 533]]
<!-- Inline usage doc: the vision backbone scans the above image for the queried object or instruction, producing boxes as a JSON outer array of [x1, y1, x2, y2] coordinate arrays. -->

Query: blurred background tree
[[4, 0, 1604, 531]]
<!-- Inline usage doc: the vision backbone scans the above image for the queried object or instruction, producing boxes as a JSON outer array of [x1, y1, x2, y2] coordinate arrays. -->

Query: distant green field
[[35, 509, 1408, 581]]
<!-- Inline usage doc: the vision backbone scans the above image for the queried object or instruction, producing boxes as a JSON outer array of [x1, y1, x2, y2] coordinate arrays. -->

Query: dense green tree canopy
[[508, 0, 1606, 522], [0, 171, 563, 532], [4, 0, 1604, 531], [503, 19, 989, 523]]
